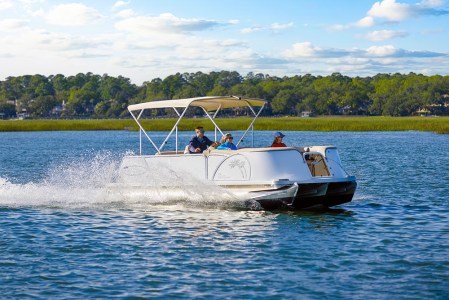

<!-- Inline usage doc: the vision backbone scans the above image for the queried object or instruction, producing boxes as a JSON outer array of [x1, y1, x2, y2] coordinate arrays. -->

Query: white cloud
[[0, 19, 29, 31], [0, 0, 13, 10], [283, 42, 319, 57], [241, 22, 293, 33], [201, 39, 243, 48], [271, 22, 294, 30], [328, 57, 371, 66], [368, 0, 413, 21], [364, 30, 408, 41], [112, 1, 130, 11], [115, 13, 223, 35], [45, 3, 104, 26], [1, 1, 448, 84], [328, 24, 348, 31], [18, 0, 46, 4], [421, 0, 444, 6], [330, 16, 375, 31], [0, 25, 112, 58], [115, 8, 134, 18], [282, 42, 446, 61], [356, 16, 375, 28], [282, 42, 352, 58], [278, 41, 449, 78], [368, 0, 449, 21], [326, 58, 372, 73], [29, 8, 44, 17], [107, 35, 256, 77], [365, 45, 445, 58], [331, 0, 449, 31], [241, 26, 263, 34], [366, 45, 398, 56]]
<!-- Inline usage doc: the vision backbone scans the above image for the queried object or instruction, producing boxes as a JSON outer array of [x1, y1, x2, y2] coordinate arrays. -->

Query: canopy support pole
[[201, 107, 224, 139], [173, 108, 181, 153], [252, 124, 254, 148], [212, 105, 221, 142], [158, 106, 189, 152], [137, 110, 144, 155], [236, 103, 265, 147], [130, 109, 160, 155]]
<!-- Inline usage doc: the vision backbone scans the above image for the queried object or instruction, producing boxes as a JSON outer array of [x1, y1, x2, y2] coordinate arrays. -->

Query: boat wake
[[0, 153, 260, 211]]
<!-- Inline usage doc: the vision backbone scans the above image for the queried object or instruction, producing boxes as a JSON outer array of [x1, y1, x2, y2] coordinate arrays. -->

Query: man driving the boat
[[188, 126, 214, 153]]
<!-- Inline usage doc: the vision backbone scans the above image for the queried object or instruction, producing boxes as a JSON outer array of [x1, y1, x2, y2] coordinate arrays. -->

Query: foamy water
[[0, 152, 255, 210]]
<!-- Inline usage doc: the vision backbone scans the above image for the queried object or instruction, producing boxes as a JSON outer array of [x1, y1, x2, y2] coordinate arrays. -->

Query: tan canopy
[[128, 96, 266, 112]]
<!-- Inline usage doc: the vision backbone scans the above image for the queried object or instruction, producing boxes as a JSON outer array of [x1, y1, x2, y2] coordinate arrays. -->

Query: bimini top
[[128, 96, 266, 113]]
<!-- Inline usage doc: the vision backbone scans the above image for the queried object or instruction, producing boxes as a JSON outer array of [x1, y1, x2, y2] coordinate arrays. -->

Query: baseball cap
[[274, 131, 285, 138]]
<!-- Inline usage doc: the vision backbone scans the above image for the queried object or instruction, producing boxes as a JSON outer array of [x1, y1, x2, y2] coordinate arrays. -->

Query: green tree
[[142, 78, 164, 101], [162, 73, 186, 99], [184, 72, 215, 96], [369, 74, 403, 116], [30, 95, 57, 117], [50, 74, 70, 103], [216, 71, 242, 89], [271, 89, 297, 114], [207, 85, 228, 96], [3, 77, 23, 101], [340, 77, 372, 114], [66, 88, 87, 115], [0, 103, 16, 118], [94, 100, 110, 116], [230, 83, 263, 98], [259, 80, 281, 100]]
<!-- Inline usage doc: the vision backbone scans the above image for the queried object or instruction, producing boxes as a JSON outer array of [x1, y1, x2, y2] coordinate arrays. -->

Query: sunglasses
[[227, 137, 233, 139]]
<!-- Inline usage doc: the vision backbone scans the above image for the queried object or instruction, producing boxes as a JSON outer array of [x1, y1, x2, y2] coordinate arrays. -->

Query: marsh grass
[[1, 116, 448, 133]]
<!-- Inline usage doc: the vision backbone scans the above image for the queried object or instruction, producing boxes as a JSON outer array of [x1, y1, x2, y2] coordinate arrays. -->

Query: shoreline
[[0, 116, 448, 134]]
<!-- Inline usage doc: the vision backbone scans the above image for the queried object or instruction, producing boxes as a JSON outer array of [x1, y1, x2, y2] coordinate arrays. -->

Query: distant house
[[85, 101, 95, 114], [51, 100, 66, 116], [416, 108, 431, 116], [415, 97, 449, 116], [301, 111, 313, 117], [17, 112, 30, 120], [341, 105, 352, 115]]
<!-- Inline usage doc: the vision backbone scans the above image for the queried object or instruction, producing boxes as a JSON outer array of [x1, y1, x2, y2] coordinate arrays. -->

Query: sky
[[0, 0, 448, 84]]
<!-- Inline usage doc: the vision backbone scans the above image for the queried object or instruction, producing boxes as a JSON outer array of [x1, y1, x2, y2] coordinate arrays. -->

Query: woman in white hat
[[271, 131, 287, 147]]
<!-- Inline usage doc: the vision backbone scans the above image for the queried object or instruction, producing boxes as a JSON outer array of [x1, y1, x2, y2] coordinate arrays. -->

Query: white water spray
[[0, 152, 254, 210]]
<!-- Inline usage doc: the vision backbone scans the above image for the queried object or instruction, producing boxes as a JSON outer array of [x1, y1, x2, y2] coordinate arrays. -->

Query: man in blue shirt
[[188, 126, 214, 153]]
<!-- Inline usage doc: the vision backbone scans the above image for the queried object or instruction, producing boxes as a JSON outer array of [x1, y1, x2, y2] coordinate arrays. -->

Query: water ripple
[[1, 131, 448, 299]]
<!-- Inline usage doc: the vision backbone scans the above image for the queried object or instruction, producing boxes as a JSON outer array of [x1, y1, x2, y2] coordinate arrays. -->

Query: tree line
[[1, 71, 448, 119]]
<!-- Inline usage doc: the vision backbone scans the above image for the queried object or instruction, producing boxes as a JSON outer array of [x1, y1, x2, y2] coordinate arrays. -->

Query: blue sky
[[0, 0, 448, 84]]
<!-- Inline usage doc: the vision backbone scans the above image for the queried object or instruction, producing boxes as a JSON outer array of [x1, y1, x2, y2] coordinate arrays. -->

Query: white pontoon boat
[[116, 96, 357, 210]]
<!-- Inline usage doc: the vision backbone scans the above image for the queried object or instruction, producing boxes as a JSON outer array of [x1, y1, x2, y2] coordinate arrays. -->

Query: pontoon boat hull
[[116, 146, 357, 210], [243, 180, 356, 210]]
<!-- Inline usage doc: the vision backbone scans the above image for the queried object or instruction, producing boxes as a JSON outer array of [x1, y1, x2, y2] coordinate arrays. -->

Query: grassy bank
[[0, 116, 448, 134]]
